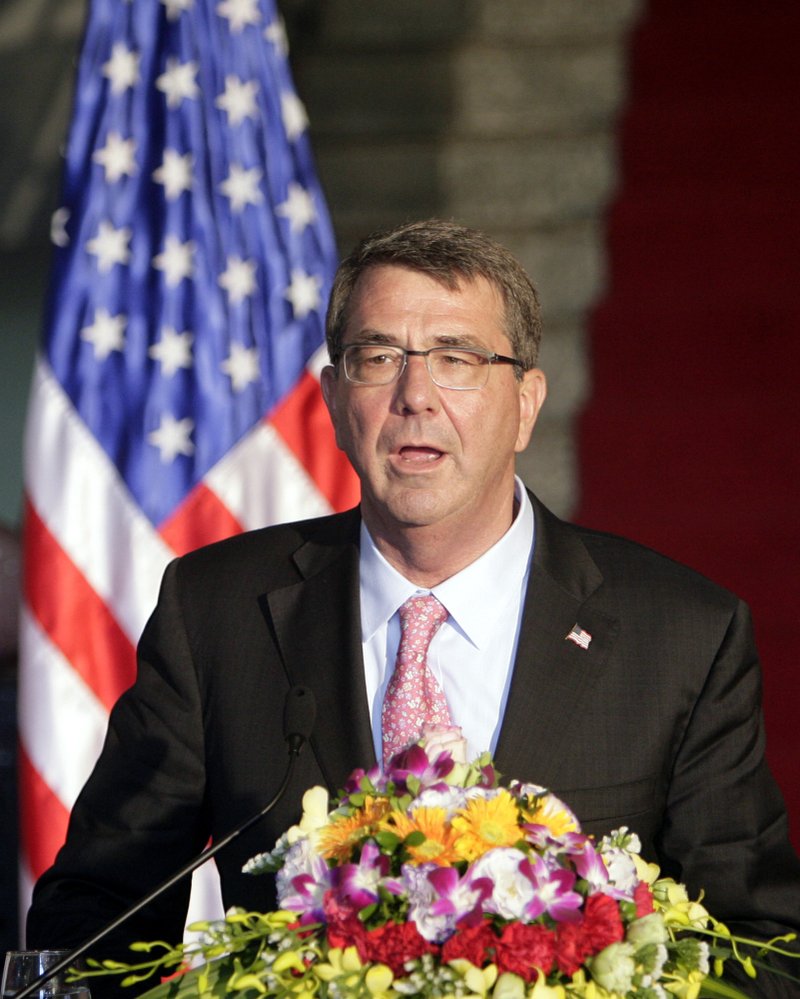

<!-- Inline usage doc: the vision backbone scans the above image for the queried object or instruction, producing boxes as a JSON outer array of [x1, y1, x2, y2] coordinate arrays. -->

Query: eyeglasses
[[337, 344, 524, 391]]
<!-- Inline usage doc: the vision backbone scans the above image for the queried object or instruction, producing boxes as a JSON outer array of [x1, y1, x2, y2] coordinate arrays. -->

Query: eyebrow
[[346, 330, 483, 348]]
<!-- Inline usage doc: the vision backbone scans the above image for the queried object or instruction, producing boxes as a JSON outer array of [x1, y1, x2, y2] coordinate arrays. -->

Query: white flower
[[468, 848, 534, 920], [414, 785, 468, 816], [588, 941, 637, 993], [275, 835, 317, 902], [420, 724, 468, 764], [626, 912, 669, 947], [599, 845, 639, 897]]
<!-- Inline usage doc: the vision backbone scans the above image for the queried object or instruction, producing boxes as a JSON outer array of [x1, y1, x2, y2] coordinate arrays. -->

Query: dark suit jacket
[[28, 496, 800, 994]]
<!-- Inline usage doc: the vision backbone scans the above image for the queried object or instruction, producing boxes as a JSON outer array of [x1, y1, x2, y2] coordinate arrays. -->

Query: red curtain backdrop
[[576, 0, 800, 850]]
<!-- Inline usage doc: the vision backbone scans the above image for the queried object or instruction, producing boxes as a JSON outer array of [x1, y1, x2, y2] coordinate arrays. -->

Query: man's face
[[321, 265, 546, 546]]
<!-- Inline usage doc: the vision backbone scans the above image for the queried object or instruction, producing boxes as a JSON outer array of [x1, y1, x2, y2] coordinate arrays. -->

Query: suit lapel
[[265, 511, 378, 792], [495, 496, 619, 785]]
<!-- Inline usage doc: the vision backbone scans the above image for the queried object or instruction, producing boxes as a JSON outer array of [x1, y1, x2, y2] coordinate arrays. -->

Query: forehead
[[343, 265, 507, 340]]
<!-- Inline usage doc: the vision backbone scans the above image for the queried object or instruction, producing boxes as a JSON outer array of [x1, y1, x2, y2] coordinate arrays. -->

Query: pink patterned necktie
[[381, 594, 452, 767]]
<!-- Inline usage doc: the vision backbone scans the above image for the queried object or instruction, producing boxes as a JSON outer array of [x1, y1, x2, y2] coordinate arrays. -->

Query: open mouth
[[397, 445, 444, 463]]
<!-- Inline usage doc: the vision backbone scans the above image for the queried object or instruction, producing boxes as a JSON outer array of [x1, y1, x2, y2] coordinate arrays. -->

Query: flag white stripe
[[205, 420, 332, 532], [18, 607, 109, 810], [24, 359, 175, 641]]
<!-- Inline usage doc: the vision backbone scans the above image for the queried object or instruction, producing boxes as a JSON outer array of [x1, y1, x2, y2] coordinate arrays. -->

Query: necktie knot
[[399, 594, 448, 641]]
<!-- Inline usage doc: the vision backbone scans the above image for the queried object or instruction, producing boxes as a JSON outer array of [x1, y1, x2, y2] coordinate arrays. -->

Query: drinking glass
[[1, 952, 89, 999]]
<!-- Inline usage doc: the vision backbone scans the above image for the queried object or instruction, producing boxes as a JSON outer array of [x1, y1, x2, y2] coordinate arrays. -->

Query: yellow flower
[[632, 852, 660, 885], [528, 977, 567, 998], [318, 796, 392, 862], [448, 959, 498, 996], [365, 964, 395, 996], [491, 972, 527, 999], [653, 879, 709, 929], [520, 791, 579, 839], [382, 806, 461, 865], [315, 946, 364, 982], [662, 968, 706, 999], [451, 790, 521, 861], [285, 786, 330, 846]]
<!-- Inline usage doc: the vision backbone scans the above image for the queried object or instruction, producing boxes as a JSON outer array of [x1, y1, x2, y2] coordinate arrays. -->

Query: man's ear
[[515, 367, 547, 453], [320, 364, 336, 414]]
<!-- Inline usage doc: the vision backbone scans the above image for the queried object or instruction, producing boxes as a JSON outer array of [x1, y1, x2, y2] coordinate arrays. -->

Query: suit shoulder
[[569, 520, 741, 612], [170, 507, 360, 584]]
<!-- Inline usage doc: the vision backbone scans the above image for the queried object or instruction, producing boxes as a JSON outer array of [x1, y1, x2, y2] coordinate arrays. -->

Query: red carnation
[[634, 881, 655, 917], [323, 891, 366, 951], [494, 923, 556, 982], [581, 893, 624, 955], [554, 920, 590, 977], [359, 921, 439, 976], [441, 921, 497, 968]]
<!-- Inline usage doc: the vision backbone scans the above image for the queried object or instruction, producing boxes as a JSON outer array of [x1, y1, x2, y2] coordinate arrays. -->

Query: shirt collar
[[359, 478, 535, 647]]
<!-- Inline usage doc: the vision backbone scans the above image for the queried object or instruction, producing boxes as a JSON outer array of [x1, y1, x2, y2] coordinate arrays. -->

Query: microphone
[[14, 685, 317, 999]]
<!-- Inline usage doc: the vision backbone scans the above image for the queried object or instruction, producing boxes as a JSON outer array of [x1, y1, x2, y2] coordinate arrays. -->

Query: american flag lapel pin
[[566, 624, 592, 650]]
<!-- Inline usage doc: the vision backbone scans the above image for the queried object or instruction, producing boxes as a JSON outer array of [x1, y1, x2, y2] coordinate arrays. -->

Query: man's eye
[[439, 351, 480, 366], [364, 351, 394, 365]]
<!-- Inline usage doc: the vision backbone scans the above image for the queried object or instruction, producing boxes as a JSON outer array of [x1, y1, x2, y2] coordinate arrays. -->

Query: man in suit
[[28, 220, 800, 994]]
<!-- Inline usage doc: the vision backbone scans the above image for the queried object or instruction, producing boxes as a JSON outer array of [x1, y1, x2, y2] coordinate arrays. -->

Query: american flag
[[18, 0, 358, 916], [565, 624, 592, 650]]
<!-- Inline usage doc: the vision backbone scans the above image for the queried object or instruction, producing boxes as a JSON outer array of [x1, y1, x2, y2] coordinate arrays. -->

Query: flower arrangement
[[90, 732, 797, 999]]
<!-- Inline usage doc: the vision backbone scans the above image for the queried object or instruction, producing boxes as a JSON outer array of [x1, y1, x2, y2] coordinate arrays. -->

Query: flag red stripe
[[159, 482, 244, 556], [18, 742, 71, 881], [270, 372, 360, 512], [23, 498, 137, 711]]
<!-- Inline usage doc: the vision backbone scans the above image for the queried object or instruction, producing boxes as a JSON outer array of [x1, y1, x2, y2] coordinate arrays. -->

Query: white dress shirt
[[359, 478, 535, 762]]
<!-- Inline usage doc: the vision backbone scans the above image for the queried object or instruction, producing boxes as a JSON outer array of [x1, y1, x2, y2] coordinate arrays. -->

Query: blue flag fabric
[[46, 0, 338, 526]]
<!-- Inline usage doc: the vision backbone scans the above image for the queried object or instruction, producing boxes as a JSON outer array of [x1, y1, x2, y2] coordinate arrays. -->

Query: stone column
[[289, 0, 643, 515]]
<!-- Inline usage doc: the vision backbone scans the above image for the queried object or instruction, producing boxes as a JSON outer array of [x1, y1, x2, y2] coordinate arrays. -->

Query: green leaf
[[374, 831, 401, 851]]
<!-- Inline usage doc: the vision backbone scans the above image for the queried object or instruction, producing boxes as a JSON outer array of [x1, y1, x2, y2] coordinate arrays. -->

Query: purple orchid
[[278, 850, 334, 923], [333, 841, 391, 910], [519, 854, 584, 923], [384, 744, 455, 792], [429, 865, 494, 927]]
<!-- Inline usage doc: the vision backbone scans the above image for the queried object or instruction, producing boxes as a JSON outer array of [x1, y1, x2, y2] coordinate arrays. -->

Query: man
[[28, 220, 800, 994]]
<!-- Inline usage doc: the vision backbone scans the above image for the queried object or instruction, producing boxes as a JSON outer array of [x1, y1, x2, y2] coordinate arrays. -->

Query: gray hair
[[325, 219, 542, 371]]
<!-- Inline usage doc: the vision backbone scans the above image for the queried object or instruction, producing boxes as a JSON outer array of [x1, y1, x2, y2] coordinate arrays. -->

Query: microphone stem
[[14, 749, 300, 999]]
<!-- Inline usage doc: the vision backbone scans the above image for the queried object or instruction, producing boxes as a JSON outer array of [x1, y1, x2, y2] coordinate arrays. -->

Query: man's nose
[[394, 352, 440, 410]]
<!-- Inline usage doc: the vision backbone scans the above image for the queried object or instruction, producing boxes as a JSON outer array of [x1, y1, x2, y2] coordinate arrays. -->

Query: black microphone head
[[283, 685, 316, 755]]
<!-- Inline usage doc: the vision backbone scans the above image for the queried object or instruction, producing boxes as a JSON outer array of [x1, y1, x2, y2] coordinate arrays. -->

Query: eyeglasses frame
[[334, 343, 525, 391]]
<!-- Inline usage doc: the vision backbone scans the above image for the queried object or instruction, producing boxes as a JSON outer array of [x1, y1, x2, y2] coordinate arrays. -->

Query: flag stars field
[[264, 18, 289, 56], [153, 235, 195, 287], [277, 182, 316, 233], [156, 58, 200, 108], [221, 343, 260, 391], [153, 150, 194, 200], [285, 269, 322, 318], [92, 133, 137, 183], [215, 76, 259, 126], [219, 255, 258, 304], [160, 0, 194, 20], [149, 328, 194, 376], [216, 0, 261, 33], [102, 43, 140, 94], [148, 414, 195, 463], [81, 308, 127, 360], [219, 164, 263, 213], [281, 92, 308, 140], [86, 221, 131, 272]]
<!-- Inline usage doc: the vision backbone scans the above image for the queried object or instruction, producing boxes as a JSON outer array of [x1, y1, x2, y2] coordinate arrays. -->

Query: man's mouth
[[397, 445, 444, 463]]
